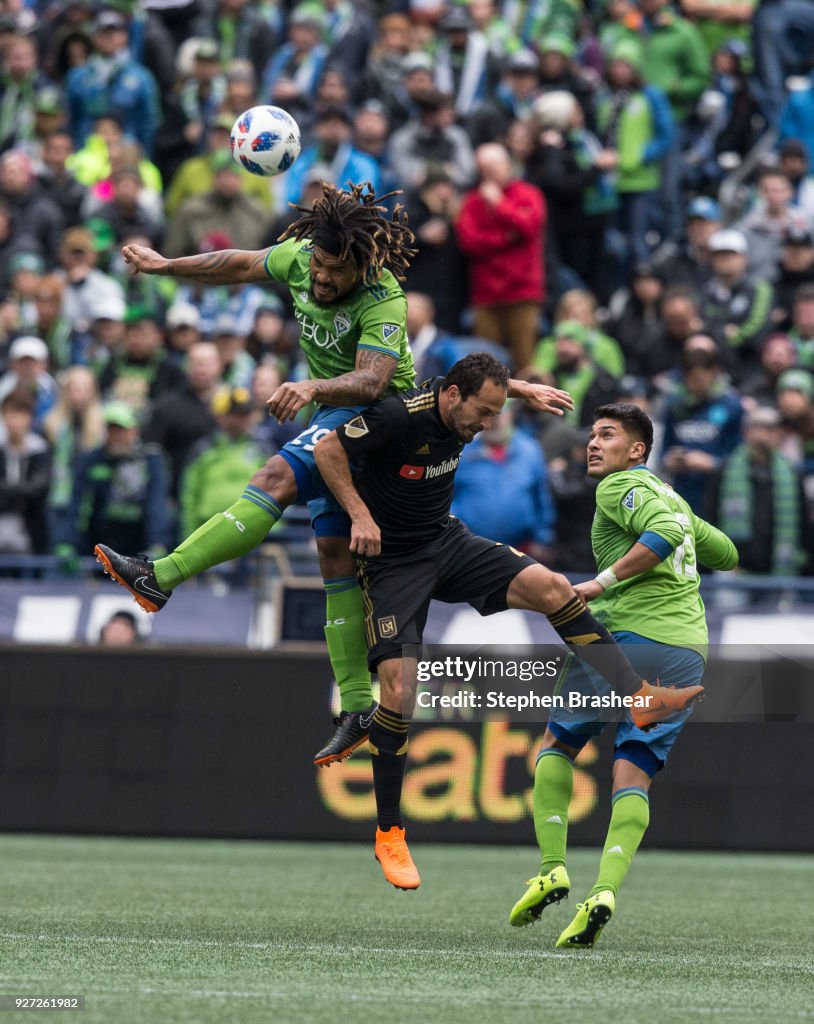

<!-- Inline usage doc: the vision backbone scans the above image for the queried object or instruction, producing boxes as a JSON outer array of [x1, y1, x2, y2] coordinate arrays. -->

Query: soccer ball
[[230, 106, 301, 178]]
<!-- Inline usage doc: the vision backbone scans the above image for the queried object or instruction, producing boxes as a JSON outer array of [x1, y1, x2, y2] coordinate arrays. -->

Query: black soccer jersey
[[336, 379, 464, 555]]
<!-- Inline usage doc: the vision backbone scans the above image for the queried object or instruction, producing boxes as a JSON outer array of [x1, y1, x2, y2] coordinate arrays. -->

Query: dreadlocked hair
[[278, 181, 417, 283]]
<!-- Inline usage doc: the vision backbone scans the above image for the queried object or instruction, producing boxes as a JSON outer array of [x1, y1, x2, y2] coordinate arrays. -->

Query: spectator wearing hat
[[737, 166, 811, 283], [778, 138, 814, 221], [17, 86, 67, 169], [98, 305, 185, 416], [57, 224, 125, 336], [772, 228, 814, 328], [653, 195, 722, 291], [451, 400, 556, 561], [0, 33, 54, 154], [143, 341, 223, 497], [0, 388, 51, 558], [711, 404, 806, 577], [389, 87, 477, 191], [179, 385, 268, 539], [42, 364, 105, 545], [467, 48, 541, 148], [661, 345, 743, 513], [775, 368, 814, 483], [7, 250, 44, 332], [403, 168, 468, 333], [700, 38, 764, 178], [537, 33, 597, 124], [606, 262, 667, 376], [702, 227, 775, 380], [209, 313, 256, 390], [59, 399, 171, 563], [36, 129, 87, 229], [163, 115, 273, 218], [191, 0, 278, 84], [534, 319, 619, 426], [0, 334, 59, 428], [597, 39, 674, 271], [176, 38, 227, 154], [283, 105, 381, 206], [371, 50, 436, 131], [0, 149, 64, 266], [740, 332, 799, 407], [434, 4, 490, 117], [164, 301, 202, 364], [66, 9, 160, 155], [164, 150, 273, 257], [72, 290, 126, 376], [456, 142, 546, 370], [525, 89, 618, 299], [260, 5, 327, 127]]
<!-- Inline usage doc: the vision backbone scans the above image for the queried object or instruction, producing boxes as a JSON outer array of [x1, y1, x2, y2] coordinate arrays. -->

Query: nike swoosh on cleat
[[134, 576, 165, 599], [359, 710, 376, 729]]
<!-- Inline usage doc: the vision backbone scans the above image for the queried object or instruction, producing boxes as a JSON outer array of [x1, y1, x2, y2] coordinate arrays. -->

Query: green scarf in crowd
[[718, 445, 804, 575]]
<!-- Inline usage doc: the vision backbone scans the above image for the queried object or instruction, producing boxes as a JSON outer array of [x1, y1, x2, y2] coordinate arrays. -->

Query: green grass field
[[1, 835, 812, 1024]]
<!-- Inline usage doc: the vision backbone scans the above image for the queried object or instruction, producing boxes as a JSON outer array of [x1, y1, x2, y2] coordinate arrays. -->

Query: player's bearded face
[[587, 418, 643, 477], [309, 247, 361, 304], [446, 381, 507, 442]]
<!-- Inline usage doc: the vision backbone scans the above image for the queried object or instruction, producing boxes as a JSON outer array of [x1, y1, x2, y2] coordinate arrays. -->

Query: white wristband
[[594, 568, 618, 591]]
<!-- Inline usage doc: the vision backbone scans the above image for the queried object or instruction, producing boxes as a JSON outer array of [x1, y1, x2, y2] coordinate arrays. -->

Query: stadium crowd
[[1, 0, 814, 578]]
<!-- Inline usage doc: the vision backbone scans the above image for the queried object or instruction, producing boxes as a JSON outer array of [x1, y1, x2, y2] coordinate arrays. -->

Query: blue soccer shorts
[[278, 405, 365, 537], [546, 630, 705, 776]]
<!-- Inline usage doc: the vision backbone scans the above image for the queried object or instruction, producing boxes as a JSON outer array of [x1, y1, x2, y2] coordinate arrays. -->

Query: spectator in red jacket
[[455, 142, 547, 370]]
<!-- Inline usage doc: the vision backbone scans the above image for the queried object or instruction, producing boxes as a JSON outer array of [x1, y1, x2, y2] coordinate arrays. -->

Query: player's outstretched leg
[[313, 567, 376, 766], [556, 891, 615, 948], [510, 745, 574, 926], [507, 566, 704, 727]]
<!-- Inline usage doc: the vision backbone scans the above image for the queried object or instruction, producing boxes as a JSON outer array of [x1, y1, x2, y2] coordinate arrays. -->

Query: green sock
[[589, 787, 650, 898], [154, 485, 282, 590], [324, 578, 374, 713], [533, 748, 574, 874]]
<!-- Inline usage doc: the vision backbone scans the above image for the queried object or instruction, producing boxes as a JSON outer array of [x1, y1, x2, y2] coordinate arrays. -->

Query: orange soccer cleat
[[630, 680, 704, 730], [374, 826, 421, 890]]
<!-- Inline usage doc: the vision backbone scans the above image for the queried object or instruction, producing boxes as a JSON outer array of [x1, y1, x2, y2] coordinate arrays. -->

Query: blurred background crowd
[[2, 0, 814, 583]]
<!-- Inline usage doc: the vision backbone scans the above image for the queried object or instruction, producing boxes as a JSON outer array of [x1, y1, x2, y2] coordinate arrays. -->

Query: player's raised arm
[[507, 377, 574, 416], [314, 430, 381, 556], [121, 243, 274, 285]]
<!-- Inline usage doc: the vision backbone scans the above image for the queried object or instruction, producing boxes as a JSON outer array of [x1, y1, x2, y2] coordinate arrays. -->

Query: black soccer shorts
[[357, 517, 537, 670]]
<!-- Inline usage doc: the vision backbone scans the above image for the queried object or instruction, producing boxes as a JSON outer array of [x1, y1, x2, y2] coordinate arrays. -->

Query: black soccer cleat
[[313, 702, 377, 766], [94, 544, 172, 613]]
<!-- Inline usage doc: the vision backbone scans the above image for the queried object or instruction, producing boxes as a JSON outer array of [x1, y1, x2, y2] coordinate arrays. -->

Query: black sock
[[549, 597, 643, 698], [369, 705, 409, 829]]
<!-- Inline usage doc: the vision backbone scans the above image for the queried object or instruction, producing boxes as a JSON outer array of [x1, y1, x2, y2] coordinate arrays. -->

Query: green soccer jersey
[[590, 467, 738, 651], [264, 237, 415, 393]]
